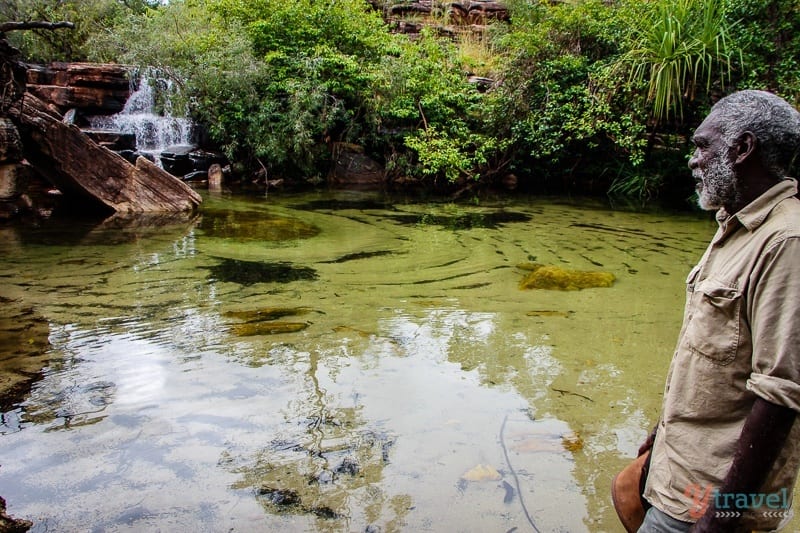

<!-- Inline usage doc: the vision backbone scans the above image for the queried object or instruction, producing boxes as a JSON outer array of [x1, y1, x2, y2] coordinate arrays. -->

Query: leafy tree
[[726, 0, 800, 106], [0, 0, 157, 62], [491, 0, 646, 192], [374, 29, 503, 185], [99, 0, 397, 180]]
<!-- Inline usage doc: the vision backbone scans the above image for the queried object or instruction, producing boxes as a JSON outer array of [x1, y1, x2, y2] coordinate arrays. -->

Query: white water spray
[[90, 69, 194, 161]]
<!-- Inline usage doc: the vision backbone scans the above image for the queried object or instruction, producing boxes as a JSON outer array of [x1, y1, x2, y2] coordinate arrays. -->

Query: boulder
[[0, 494, 32, 532], [449, 1, 508, 24], [159, 144, 195, 177], [389, 1, 435, 16], [329, 143, 386, 189]]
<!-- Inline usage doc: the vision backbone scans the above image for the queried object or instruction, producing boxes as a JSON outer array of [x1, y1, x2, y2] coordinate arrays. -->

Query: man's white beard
[[695, 153, 739, 211]]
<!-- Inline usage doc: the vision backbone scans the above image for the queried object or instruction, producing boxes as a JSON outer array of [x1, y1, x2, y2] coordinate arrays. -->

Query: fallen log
[[6, 92, 201, 213]]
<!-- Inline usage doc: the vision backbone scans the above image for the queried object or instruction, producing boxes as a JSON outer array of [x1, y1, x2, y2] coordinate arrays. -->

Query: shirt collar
[[713, 178, 798, 244]]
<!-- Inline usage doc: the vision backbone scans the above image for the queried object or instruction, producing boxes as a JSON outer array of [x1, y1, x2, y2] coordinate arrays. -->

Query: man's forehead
[[693, 113, 723, 142]]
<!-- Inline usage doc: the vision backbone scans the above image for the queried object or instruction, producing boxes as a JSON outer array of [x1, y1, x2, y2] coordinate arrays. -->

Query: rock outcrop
[[329, 143, 386, 189], [24, 62, 131, 115], [379, 0, 508, 27]]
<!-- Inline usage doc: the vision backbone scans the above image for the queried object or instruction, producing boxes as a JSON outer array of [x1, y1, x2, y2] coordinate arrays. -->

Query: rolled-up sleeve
[[746, 235, 800, 412]]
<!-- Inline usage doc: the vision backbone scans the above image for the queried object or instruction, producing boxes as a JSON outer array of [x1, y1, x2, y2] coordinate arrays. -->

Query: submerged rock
[[258, 487, 302, 508], [0, 495, 32, 532], [205, 258, 318, 286], [230, 322, 309, 336], [224, 307, 313, 322], [518, 263, 615, 291], [198, 209, 320, 242], [526, 310, 573, 318], [0, 297, 51, 412]]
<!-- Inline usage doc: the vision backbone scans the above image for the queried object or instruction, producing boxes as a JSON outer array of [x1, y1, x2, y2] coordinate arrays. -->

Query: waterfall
[[90, 68, 194, 163]]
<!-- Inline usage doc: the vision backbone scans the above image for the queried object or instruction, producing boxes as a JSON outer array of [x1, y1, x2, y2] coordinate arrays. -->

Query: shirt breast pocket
[[683, 280, 741, 365]]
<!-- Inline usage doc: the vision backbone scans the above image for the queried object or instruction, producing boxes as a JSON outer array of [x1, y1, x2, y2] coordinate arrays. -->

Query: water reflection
[[0, 296, 50, 413], [0, 191, 754, 532]]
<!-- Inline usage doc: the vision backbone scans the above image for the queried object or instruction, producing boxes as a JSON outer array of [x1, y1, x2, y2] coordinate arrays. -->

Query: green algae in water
[[225, 307, 314, 336], [386, 210, 531, 230], [198, 209, 320, 242], [526, 310, 574, 318], [206, 258, 318, 286], [518, 263, 615, 291]]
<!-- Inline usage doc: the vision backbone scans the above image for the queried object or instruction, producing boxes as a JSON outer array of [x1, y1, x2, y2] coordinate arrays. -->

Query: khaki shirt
[[644, 178, 800, 530]]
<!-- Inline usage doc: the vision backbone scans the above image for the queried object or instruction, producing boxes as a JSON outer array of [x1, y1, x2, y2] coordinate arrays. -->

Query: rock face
[[25, 62, 131, 115], [449, 1, 508, 24], [0, 118, 31, 219], [381, 0, 508, 25]]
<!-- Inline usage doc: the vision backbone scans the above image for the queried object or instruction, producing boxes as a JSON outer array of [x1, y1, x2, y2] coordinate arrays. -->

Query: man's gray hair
[[711, 90, 800, 179]]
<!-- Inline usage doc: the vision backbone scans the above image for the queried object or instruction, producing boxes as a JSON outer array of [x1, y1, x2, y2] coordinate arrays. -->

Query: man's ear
[[735, 131, 757, 165]]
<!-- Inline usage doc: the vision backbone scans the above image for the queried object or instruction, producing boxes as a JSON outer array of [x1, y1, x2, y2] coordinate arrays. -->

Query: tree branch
[[0, 21, 75, 33]]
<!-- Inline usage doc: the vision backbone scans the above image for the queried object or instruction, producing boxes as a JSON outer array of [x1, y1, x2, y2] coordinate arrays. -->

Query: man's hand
[[638, 425, 658, 456], [690, 397, 796, 532]]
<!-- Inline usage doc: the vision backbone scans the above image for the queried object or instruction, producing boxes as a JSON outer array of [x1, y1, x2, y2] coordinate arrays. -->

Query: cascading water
[[90, 68, 194, 165]]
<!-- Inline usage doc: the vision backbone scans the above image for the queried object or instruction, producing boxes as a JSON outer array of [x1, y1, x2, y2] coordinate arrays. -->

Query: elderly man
[[638, 90, 800, 533]]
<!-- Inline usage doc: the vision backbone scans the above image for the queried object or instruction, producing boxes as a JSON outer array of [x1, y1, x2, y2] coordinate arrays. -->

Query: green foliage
[[375, 30, 504, 183], [404, 125, 500, 182], [8, 0, 799, 202], [100, 0, 397, 179], [493, 0, 647, 188], [725, 0, 800, 105], [0, 0, 156, 62]]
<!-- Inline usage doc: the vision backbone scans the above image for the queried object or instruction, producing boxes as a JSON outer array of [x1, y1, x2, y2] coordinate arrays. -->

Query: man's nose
[[688, 150, 699, 170]]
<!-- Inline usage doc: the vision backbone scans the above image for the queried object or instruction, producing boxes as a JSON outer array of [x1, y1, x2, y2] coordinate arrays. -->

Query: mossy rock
[[230, 322, 310, 336], [198, 209, 320, 242], [518, 263, 615, 291]]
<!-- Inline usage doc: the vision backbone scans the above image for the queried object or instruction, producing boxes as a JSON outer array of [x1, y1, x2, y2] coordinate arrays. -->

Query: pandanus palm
[[622, 0, 739, 124]]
